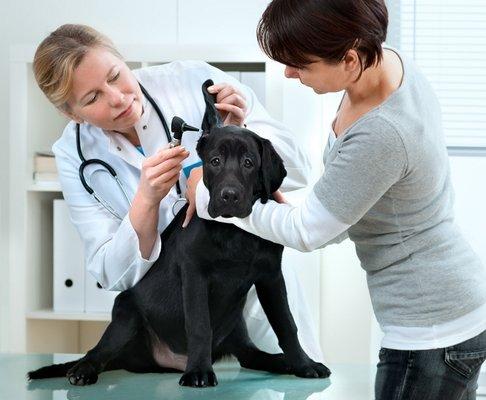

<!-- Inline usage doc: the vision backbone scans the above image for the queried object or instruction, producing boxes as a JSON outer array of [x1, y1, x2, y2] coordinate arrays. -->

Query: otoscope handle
[[170, 116, 199, 146]]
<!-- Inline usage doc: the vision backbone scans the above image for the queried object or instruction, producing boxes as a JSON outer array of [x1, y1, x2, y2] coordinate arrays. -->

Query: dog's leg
[[255, 271, 331, 379], [66, 291, 145, 386], [221, 315, 292, 374], [179, 265, 218, 388]]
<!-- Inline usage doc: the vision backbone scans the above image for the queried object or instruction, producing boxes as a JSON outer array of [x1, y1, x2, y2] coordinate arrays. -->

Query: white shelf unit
[[27, 182, 62, 192], [8, 44, 323, 354], [26, 309, 110, 322]]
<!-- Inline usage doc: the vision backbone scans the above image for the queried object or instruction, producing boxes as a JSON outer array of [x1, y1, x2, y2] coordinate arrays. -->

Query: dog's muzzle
[[208, 185, 252, 218]]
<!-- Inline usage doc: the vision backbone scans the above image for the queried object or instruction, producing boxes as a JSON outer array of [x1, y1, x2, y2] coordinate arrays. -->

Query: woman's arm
[[129, 146, 188, 258], [193, 116, 407, 251], [195, 181, 350, 252], [53, 127, 188, 291]]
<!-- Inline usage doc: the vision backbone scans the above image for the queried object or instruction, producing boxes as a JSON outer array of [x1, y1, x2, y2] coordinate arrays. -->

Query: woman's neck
[[116, 105, 144, 146], [345, 49, 403, 108], [116, 127, 140, 146]]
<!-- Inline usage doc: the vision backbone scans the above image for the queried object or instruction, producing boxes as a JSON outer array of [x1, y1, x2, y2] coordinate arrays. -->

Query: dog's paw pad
[[179, 369, 218, 387], [294, 361, 331, 379], [66, 361, 98, 386], [313, 362, 331, 378]]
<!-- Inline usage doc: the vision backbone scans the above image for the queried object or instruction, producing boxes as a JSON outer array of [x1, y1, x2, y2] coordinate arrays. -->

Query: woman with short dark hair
[[188, 0, 486, 398]]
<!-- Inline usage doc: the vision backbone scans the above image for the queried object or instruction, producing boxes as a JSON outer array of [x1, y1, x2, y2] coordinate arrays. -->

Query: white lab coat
[[52, 60, 323, 361]]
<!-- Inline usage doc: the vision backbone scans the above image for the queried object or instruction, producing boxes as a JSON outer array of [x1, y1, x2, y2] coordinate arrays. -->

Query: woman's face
[[65, 47, 143, 134], [284, 51, 360, 94]]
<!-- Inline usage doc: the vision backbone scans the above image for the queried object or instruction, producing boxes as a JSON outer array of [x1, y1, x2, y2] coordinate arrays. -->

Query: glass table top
[[0, 353, 376, 400]]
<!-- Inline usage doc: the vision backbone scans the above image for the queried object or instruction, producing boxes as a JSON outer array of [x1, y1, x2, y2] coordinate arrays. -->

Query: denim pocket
[[444, 348, 486, 379], [378, 348, 391, 361]]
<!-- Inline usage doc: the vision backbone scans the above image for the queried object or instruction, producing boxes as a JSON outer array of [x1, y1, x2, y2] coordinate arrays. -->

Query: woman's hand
[[208, 83, 248, 127], [272, 190, 288, 204], [181, 172, 288, 228], [136, 146, 190, 207], [183, 166, 203, 228]]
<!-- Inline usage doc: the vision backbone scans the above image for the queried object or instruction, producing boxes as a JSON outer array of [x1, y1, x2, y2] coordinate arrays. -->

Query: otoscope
[[170, 116, 199, 147]]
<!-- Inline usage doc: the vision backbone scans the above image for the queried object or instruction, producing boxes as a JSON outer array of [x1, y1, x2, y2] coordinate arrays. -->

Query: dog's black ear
[[258, 137, 287, 204], [201, 79, 222, 133], [196, 133, 210, 158]]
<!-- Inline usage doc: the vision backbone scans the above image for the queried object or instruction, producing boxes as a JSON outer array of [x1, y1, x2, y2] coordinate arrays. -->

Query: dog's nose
[[220, 188, 239, 204]]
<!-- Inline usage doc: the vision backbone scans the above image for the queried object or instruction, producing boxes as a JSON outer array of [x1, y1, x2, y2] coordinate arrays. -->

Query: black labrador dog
[[28, 79, 330, 388]]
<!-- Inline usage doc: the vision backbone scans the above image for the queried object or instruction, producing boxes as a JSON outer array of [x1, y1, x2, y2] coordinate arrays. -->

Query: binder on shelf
[[85, 272, 119, 314], [53, 200, 85, 312], [34, 150, 59, 184], [34, 150, 56, 172], [54, 199, 119, 315], [34, 172, 59, 182]]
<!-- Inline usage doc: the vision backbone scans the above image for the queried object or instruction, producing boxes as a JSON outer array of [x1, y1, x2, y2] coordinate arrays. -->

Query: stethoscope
[[76, 83, 198, 220]]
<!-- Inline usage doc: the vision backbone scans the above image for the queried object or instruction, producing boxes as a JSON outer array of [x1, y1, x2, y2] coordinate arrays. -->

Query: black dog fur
[[27, 79, 330, 388]]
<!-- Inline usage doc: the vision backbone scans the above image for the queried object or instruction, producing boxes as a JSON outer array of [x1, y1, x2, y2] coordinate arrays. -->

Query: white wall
[[320, 241, 374, 364], [0, 0, 12, 352]]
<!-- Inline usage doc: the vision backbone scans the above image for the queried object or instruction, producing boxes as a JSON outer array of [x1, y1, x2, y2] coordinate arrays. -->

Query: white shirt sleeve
[[195, 180, 350, 252], [85, 212, 162, 291], [54, 140, 162, 292]]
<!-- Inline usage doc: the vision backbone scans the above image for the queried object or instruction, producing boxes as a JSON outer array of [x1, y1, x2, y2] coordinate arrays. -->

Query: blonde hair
[[33, 24, 123, 111]]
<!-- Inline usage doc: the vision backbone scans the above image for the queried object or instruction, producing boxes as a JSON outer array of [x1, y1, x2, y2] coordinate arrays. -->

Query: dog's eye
[[243, 158, 253, 168], [210, 157, 220, 167]]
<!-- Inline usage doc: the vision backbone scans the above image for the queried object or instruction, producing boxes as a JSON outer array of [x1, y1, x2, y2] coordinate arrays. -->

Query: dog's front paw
[[66, 360, 98, 386], [179, 368, 218, 388], [293, 360, 331, 379]]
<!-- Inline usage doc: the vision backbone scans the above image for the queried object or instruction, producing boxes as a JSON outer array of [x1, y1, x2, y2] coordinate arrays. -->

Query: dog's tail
[[27, 359, 80, 380]]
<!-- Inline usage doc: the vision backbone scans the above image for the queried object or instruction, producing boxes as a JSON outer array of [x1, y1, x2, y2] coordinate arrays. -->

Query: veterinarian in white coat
[[34, 24, 323, 362]]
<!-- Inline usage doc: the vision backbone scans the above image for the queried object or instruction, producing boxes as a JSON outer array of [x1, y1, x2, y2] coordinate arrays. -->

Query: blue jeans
[[375, 329, 486, 400]]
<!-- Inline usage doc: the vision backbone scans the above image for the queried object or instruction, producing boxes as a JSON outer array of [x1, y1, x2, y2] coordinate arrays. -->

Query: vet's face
[[65, 47, 144, 132], [199, 127, 262, 219]]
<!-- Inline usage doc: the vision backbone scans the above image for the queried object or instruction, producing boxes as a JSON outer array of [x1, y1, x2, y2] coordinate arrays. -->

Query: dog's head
[[196, 79, 287, 219]]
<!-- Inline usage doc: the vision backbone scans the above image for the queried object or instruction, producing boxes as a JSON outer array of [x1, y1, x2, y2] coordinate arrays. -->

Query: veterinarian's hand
[[273, 190, 288, 204], [207, 83, 247, 127], [183, 166, 203, 228], [137, 146, 189, 206]]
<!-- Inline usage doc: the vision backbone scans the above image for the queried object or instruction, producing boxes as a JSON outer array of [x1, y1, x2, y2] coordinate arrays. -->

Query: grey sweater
[[314, 49, 486, 327]]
